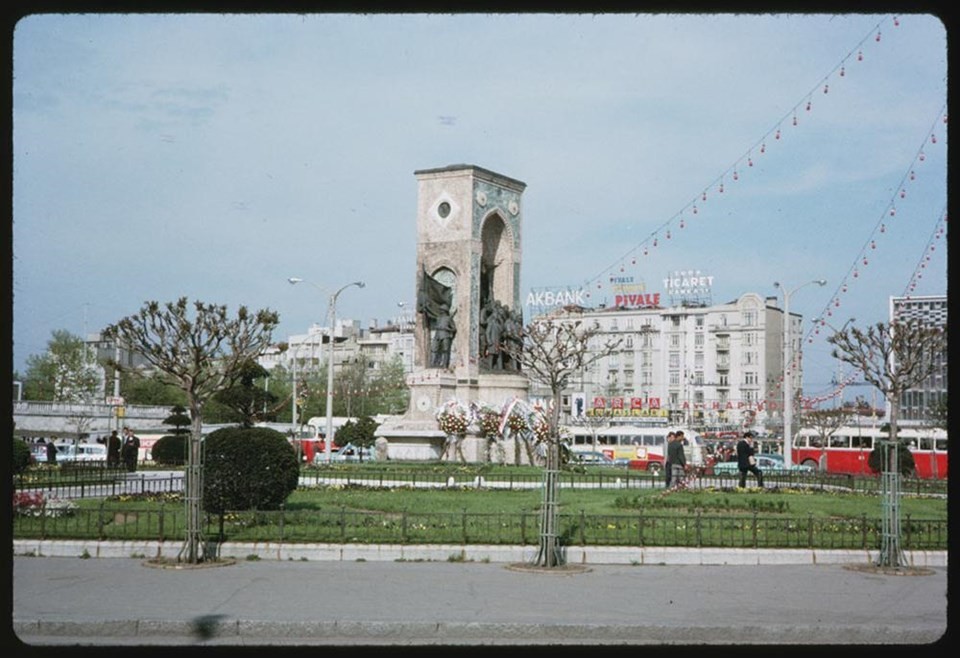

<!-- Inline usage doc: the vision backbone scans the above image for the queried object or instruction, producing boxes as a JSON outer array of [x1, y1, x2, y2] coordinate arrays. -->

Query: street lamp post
[[774, 278, 826, 468], [289, 277, 366, 463], [324, 281, 365, 463]]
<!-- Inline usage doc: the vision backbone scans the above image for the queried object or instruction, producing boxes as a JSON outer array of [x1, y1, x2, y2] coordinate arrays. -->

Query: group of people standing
[[664, 429, 764, 489], [107, 427, 140, 472]]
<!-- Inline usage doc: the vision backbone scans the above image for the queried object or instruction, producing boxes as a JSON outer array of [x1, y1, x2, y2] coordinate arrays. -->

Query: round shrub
[[12, 440, 33, 474], [202, 426, 299, 513], [868, 441, 916, 476], [151, 434, 189, 466]]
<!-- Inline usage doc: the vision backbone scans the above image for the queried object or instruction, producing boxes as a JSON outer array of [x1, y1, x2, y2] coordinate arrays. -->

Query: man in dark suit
[[736, 431, 764, 489]]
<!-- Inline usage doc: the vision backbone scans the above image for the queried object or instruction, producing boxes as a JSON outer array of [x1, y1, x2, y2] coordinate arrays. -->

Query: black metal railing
[[11, 502, 947, 551]]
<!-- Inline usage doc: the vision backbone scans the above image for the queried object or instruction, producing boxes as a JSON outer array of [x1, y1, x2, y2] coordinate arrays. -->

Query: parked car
[[711, 453, 814, 475], [31, 442, 108, 464], [316, 442, 374, 463], [572, 451, 616, 466]]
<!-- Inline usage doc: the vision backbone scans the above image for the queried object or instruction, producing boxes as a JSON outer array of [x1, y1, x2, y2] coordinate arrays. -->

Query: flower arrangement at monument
[[473, 402, 502, 439], [436, 400, 471, 437]]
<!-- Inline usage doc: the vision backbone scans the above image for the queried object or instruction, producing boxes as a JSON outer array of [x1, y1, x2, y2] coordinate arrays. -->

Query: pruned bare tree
[[827, 318, 946, 568], [504, 314, 620, 568], [103, 298, 279, 564], [799, 407, 849, 471]]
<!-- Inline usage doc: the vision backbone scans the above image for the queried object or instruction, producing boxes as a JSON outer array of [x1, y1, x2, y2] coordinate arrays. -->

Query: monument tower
[[377, 164, 530, 460]]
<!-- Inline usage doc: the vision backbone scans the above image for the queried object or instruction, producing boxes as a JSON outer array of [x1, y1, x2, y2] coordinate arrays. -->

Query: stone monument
[[376, 164, 530, 461]]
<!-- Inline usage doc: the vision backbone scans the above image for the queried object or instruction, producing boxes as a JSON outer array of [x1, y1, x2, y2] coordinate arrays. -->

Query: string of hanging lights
[[582, 16, 897, 300]]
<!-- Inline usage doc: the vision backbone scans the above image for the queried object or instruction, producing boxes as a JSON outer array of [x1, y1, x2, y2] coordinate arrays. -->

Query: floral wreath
[[435, 399, 471, 437]]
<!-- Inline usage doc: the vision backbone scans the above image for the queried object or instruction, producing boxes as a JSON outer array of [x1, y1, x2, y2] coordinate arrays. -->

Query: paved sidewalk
[[12, 555, 948, 646]]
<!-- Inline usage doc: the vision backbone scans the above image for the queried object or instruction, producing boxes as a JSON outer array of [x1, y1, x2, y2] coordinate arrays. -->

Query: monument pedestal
[[376, 372, 530, 462]]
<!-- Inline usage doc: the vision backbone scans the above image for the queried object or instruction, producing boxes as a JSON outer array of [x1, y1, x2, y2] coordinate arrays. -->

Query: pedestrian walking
[[736, 430, 764, 488], [663, 431, 676, 487], [667, 429, 687, 489], [45, 440, 57, 465], [120, 427, 140, 472]]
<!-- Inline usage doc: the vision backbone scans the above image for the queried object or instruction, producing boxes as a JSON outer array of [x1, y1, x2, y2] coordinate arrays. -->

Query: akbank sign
[[525, 286, 588, 310]]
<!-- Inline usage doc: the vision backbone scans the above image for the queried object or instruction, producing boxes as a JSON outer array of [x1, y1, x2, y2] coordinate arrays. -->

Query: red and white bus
[[793, 426, 947, 479], [564, 425, 706, 474]]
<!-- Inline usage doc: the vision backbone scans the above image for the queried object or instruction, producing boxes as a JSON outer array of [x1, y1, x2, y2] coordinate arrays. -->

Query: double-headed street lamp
[[290, 277, 366, 464], [774, 278, 826, 468], [324, 281, 365, 463]]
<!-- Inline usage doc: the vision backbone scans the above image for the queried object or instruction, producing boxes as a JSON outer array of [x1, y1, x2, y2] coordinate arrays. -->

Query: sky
[[10, 12, 949, 403]]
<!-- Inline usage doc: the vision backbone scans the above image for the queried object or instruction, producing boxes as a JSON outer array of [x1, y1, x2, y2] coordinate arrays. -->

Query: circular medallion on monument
[[417, 395, 432, 412], [431, 194, 458, 225], [475, 190, 487, 206], [508, 199, 519, 216]]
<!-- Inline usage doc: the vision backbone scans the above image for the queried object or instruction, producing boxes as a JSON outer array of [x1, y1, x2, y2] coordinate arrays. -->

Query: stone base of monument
[[375, 372, 530, 463]]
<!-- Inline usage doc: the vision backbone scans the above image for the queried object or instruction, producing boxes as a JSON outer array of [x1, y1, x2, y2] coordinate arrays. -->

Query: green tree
[[213, 359, 278, 428], [121, 372, 187, 406], [103, 298, 279, 564], [335, 416, 380, 454], [22, 330, 101, 402], [12, 439, 33, 474], [163, 405, 192, 436]]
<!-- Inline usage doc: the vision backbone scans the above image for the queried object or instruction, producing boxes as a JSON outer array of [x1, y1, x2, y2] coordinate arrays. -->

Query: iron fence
[[11, 503, 947, 551]]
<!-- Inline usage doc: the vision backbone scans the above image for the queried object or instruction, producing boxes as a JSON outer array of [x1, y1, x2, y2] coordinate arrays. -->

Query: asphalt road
[[12, 555, 948, 646]]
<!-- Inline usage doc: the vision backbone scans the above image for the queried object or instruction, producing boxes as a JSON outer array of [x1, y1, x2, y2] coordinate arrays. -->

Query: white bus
[[564, 425, 706, 474]]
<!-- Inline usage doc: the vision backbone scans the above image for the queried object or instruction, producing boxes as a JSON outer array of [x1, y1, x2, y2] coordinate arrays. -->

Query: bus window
[[597, 435, 612, 446], [919, 438, 934, 451], [935, 438, 947, 451], [625, 435, 641, 446], [851, 435, 872, 449], [641, 435, 656, 446], [808, 436, 822, 448], [829, 435, 850, 449]]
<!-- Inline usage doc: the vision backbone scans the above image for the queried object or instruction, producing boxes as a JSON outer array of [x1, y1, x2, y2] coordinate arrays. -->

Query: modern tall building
[[528, 291, 807, 435], [889, 295, 948, 425]]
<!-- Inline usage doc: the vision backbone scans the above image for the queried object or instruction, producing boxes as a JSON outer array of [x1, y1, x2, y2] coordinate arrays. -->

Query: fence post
[[579, 509, 586, 546], [401, 508, 408, 544], [279, 503, 285, 544], [520, 509, 527, 544], [695, 508, 702, 547], [638, 509, 644, 547], [462, 508, 468, 544], [904, 513, 911, 550], [860, 512, 867, 549], [340, 505, 347, 544], [98, 500, 105, 540], [158, 503, 165, 542], [752, 510, 758, 548], [808, 512, 814, 548]]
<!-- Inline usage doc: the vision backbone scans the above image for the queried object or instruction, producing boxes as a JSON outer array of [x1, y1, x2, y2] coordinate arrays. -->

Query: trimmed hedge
[[202, 426, 299, 513], [151, 434, 188, 466]]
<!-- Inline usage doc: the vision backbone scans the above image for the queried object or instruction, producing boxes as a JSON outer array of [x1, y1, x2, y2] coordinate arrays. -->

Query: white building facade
[[530, 292, 804, 436], [888, 294, 948, 425]]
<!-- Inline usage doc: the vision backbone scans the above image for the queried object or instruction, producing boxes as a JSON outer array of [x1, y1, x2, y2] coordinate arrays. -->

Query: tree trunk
[[178, 401, 208, 564], [878, 395, 904, 569], [532, 439, 562, 567]]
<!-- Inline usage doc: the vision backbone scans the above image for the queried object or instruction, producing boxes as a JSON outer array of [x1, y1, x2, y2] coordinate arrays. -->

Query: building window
[[695, 333, 704, 347], [744, 371, 758, 385], [695, 316, 704, 329], [669, 371, 680, 386], [669, 352, 680, 368], [743, 310, 756, 327], [670, 334, 680, 348]]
